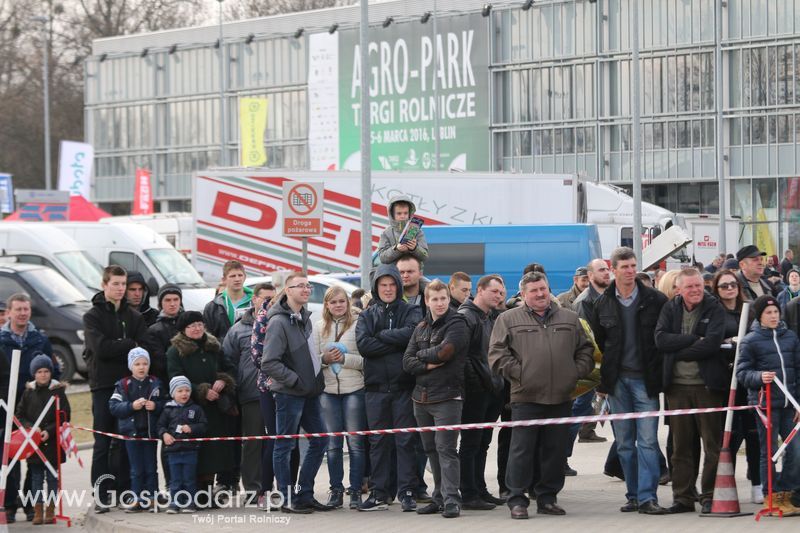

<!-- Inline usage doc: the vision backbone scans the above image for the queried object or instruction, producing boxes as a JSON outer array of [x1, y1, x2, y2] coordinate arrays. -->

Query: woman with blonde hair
[[658, 270, 681, 299], [313, 286, 366, 510]]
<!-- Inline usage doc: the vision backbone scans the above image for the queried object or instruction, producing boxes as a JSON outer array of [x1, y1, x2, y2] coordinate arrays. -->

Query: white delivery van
[[54, 222, 215, 311], [0, 223, 103, 299], [100, 213, 194, 257]]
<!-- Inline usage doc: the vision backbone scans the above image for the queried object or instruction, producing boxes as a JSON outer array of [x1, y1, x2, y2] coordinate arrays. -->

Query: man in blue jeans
[[590, 247, 669, 515], [262, 272, 333, 514]]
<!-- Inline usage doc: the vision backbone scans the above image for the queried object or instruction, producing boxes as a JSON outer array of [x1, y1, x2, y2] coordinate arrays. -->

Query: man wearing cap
[[145, 284, 184, 385], [655, 268, 727, 514], [126, 271, 158, 327], [557, 267, 590, 308], [735, 245, 776, 301]]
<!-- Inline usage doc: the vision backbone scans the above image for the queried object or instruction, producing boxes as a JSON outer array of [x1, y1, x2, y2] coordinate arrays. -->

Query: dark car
[[0, 263, 90, 380]]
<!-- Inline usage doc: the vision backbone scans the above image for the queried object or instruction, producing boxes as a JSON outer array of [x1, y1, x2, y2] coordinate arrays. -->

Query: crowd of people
[[2, 198, 800, 521]]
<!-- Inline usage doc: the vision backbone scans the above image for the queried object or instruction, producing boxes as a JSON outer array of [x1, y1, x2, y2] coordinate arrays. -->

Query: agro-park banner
[[309, 13, 490, 172]]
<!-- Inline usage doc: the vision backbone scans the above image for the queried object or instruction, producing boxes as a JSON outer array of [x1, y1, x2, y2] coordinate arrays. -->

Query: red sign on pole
[[133, 168, 153, 215], [282, 181, 324, 237]]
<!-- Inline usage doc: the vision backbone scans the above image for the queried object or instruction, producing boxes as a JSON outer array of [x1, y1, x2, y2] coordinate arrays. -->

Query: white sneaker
[[751, 485, 764, 504]]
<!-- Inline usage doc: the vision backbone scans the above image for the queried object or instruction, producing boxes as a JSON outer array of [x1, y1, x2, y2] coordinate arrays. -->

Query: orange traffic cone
[[700, 447, 752, 518]]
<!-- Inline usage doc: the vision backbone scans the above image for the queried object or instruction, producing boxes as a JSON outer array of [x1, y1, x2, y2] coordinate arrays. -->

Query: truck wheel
[[52, 344, 76, 383]]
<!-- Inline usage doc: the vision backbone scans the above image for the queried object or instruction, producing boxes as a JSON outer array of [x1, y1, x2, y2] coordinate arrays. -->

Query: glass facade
[[86, 0, 800, 252]]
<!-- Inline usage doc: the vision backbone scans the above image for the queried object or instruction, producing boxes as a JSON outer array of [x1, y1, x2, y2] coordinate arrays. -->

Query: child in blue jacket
[[109, 348, 165, 512], [157, 375, 208, 513]]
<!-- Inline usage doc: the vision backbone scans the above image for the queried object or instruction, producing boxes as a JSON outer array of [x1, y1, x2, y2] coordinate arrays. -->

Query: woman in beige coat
[[313, 286, 366, 510]]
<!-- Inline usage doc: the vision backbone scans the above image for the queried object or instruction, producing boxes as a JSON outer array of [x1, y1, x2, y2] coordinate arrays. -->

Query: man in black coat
[[736, 245, 776, 300], [655, 268, 727, 514], [356, 263, 423, 512], [83, 265, 148, 512], [126, 271, 158, 327]]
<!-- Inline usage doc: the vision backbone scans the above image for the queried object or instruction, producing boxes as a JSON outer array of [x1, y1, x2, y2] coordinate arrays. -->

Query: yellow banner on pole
[[239, 97, 268, 167]]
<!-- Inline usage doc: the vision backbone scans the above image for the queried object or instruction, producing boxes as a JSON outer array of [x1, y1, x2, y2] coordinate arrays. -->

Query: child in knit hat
[[157, 376, 208, 513], [737, 295, 800, 514], [109, 347, 165, 512], [15, 354, 70, 524]]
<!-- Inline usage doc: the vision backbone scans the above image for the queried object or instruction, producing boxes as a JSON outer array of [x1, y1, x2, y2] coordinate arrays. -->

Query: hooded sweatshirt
[[126, 271, 159, 326], [355, 263, 423, 391], [377, 194, 429, 265]]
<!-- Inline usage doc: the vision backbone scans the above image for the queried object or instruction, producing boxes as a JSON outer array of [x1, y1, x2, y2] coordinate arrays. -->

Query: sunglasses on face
[[718, 282, 739, 290]]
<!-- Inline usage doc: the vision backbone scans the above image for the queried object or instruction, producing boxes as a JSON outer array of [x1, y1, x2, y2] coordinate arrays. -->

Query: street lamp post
[[217, 0, 227, 166], [31, 15, 51, 190]]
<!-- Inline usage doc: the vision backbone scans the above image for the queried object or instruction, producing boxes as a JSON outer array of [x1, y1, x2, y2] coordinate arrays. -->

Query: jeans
[[29, 463, 57, 505], [414, 400, 462, 506], [91, 387, 129, 503], [272, 392, 328, 504], [608, 376, 661, 505], [168, 451, 198, 508], [319, 390, 367, 492], [567, 390, 596, 458], [125, 441, 158, 502], [365, 390, 418, 499], [506, 401, 571, 508], [260, 390, 300, 493], [756, 406, 800, 494]]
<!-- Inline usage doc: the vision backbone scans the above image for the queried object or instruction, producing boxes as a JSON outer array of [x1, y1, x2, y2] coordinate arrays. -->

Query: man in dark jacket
[[126, 271, 158, 327], [655, 268, 727, 514], [736, 245, 776, 301], [261, 272, 330, 514], [403, 280, 468, 518], [457, 274, 506, 509], [144, 284, 183, 384], [222, 283, 272, 497], [398, 255, 429, 316], [489, 271, 594, 519], [356, 263, 423, 512], [203, 260, 252, 341], [448, 272, 472, 313], [589, 247, 669, 515], [83, 265, 148, 512]]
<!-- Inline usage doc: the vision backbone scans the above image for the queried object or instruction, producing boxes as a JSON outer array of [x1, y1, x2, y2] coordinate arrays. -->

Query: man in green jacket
[[489, 271, 594, 520]]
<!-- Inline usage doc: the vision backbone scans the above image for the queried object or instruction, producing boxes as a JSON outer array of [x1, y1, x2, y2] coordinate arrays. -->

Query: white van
[[0, 223, 103, 299], [54, 222, 215, 311], [100, 213, 194, 257]]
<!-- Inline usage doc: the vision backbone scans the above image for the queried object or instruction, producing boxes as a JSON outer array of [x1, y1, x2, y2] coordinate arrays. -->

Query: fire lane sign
[[282, 181, 324, 237]]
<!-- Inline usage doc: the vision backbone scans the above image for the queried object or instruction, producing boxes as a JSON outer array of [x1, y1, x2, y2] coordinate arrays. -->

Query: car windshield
[[21, 268, 88, 307], [145, 248, 207, 287], [54, 251, 103, 291]]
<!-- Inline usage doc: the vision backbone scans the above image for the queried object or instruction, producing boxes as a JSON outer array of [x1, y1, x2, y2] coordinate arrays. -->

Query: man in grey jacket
[[261, 273, 332, 514], [222, 283, 273, 499]]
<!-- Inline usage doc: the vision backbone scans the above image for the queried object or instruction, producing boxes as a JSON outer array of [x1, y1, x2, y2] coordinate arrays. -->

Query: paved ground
[[6, 421, 797, 533]]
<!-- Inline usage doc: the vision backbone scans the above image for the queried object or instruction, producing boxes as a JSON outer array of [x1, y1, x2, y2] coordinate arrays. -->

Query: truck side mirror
[[147, 276, 159, 296]]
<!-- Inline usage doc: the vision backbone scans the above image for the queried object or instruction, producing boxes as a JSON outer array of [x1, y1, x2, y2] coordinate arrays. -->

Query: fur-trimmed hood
[[169, 332, 221, 357], [25, 379, 65, 391]]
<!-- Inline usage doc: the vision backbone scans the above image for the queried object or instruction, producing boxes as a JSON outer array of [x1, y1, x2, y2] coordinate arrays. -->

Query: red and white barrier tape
[[73, 404, 755, 443]]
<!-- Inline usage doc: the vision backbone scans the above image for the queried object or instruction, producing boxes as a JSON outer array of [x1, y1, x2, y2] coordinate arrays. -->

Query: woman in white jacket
[[313, 286, 366, 511]]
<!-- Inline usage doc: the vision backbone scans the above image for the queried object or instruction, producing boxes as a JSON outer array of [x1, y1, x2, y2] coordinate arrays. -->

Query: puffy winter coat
[[737, 322, 800, 408], [157, 400, 208, 453], [313, 311, 365, 396], [15, 379, 70, 466], [108, 375, 166, 438], [355, 264, 423, 392]]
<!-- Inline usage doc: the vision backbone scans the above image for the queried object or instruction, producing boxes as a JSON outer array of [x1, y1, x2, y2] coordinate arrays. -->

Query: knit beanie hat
[[157, 284, 183, 309], [127, 347, 150, 370], [169, 375, 191, 397], [176, 311, 204, 332], [753, 294, 780, 322], [29, 353, 53, 376]]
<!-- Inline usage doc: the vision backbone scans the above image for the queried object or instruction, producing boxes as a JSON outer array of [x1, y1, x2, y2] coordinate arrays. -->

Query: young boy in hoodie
[[109, 347, 165, 512], [377, 195, 429, 266], [15, 354, 70, 525], [158, 376, 208, 513]]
